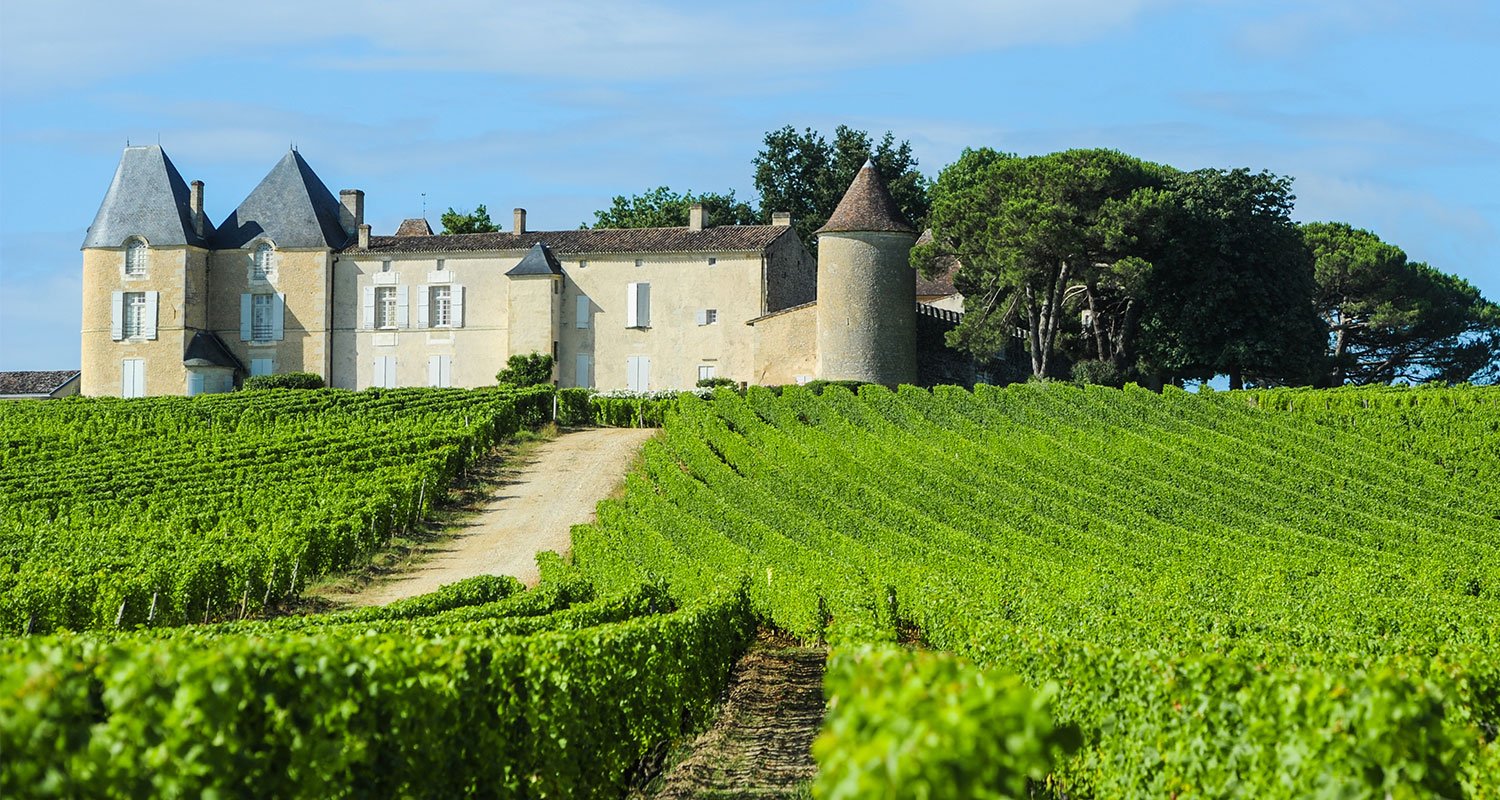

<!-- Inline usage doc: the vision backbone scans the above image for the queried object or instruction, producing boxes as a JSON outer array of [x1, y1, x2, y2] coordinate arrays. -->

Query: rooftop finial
[[862, 157, 875, 169]]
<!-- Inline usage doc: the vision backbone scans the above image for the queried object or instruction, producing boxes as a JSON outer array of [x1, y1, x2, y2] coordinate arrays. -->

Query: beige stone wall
[[80, 245, 202, 396], [919, 294, 965, 314], [763, 230, 816, 312], [507, 275, 560, 370], [748, 304, 818, 386], [208, 247, 332, 379], [331, 253, 527, 389], [557, 251, 766, 390], [816, 230, 918, 386]]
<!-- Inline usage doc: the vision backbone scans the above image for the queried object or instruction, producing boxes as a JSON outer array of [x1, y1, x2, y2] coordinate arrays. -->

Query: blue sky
[[2, 0, 1496, 370]]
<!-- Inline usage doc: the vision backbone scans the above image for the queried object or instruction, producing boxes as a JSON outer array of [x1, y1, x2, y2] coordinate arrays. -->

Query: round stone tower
[[815, 160, 918, 386]]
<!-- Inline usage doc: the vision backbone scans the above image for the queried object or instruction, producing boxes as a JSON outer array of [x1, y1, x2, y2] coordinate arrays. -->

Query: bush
[[241, 372, 324, 390], [814, 646, 1080, 800], [696, 376, 737, 389], [1070, 360, 1127, 387], [496, 353, 554, 387], [556, 388, 596, 427]]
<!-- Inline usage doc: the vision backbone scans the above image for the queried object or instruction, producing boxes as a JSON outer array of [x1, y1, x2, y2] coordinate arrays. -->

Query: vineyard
[[0, 386, 555, 633], [3, 383, 1499, 798], [572, 384, 1500, 797]]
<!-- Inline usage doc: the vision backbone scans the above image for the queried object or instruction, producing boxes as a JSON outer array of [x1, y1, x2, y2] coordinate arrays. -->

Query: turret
[[814, 160, 918, 385]]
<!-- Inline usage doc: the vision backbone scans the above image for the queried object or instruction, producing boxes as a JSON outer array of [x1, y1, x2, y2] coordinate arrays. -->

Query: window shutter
[[428, 355, 439, 387], [451, 285, 464, 328], [272, 293, 286, 341], [416, 285, 429, 328], [576, 295, 590, 329], [110, 291, 124, 341], [120, 360, 131, 396], [142, 292, 159, 339], [373, 357, 386, 389], [396, 285, 410, 328], [627, 282, 650, 327], [188, 372, 205, 396], [362, 286, 376, 330], [575, 353, 592, 388], [240, 293, 252, 341], [695, 308, 707, 326]]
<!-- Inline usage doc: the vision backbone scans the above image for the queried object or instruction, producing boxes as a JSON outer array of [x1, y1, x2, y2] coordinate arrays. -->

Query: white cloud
[[1, 0, 1180, 94]]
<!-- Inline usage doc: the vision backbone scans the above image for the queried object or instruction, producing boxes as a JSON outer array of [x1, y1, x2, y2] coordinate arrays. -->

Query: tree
[[1303, 222, 1500, 384], [441, 204, 499, 235], [753, 125, 930, 247], [588, 187, 758, 229], [915, 147, 1169, 379], [1134, 169, 1324, 389], [496, 352, 554, 387]]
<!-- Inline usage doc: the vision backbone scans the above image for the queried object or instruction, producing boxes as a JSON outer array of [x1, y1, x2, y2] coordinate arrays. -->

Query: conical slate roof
[[83, 146, 211, 248], [213, 150, 354, 249], [816, 159, 915, 235], [505, 242, 563, 276]]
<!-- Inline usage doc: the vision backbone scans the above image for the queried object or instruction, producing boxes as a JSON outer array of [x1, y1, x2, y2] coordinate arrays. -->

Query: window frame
[[124, 238, 148, 277], [251, 294, 276, 341], [122, 291, 147, 338], [375, 286, 398, 330], [251, 243, 275, 281], [429, 285, 453, 328]]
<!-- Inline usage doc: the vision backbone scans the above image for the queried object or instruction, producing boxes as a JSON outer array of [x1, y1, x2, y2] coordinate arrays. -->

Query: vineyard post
[[418, 478, 426, 522], [147, 592, 158, 624], [290, 559, 300, 592], [263, 567, 276, 607], [239, 588, 249, 620], [115, 598, 127, 628]]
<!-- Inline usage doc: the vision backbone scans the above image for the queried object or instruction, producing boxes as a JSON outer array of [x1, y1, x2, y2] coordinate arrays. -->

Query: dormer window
[[124, 238, 147, 276], [251, 243, 275, 281]]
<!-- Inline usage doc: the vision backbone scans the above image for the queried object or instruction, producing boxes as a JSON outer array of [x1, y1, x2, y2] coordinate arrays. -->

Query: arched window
[[251, 243, 274, 280], [124, 238, 147, 276]]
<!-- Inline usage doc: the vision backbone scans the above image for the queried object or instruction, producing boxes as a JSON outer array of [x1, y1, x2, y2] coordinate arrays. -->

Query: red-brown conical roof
[[816, 159, 915, 235]]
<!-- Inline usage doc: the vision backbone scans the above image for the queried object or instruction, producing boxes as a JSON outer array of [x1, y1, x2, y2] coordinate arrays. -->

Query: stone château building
[[80, 146, 958, 397]]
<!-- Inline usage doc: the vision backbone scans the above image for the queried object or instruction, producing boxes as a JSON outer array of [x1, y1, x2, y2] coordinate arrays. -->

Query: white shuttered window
[[626, 282, 650, 328], [375, 287, 397, 329], [372, 356, 398, 388], [626, 356, 650, 392], [575, 353, 593, 388], [428, 355, 452, 387], [575, 295, 590, 329], [120, 359, 145, 398]]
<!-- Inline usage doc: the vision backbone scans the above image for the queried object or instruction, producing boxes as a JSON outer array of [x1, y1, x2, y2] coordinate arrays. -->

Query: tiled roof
[[817, 160, 915, 235], [182, 331, 244, 371], [394, 218, 434, 236], [214, 150, 355, 250], [0, 370, 81, 396], [353, 224, 793, 256], [506, 243, 564, 276], [83, 146, 212, 248], [914, 230, 960, 297]]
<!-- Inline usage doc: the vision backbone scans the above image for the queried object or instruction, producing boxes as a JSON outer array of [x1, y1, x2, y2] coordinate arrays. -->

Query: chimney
[[358, 224, 371, 249], [771, 211, 792, 227], [689, 203, 705, 231], [189, 180, 205, 237], [513, 208, 527, 235], [340, 189, 365, 230]]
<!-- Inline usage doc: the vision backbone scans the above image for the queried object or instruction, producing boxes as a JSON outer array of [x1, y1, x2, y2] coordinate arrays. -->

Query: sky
[[1, 0, 1496, 370]]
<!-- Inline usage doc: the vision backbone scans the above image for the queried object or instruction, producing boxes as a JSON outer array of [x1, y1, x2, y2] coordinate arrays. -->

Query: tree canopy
[[753, 125, 930, 247], [440, 205, 498, 235], [496, 352, 554, 387], [1303, 222, 1500, 385], [587, 187, 758, 229]]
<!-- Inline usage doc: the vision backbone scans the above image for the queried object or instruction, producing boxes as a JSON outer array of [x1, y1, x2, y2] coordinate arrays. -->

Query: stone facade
[[80, 147, 943, 396]]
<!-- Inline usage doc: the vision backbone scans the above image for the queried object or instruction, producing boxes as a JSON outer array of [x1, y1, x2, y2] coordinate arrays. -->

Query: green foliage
[[695, 376, 737, 389], [754, 125, 930, 247], [573, 384, 1500, 796], [0, 386, 554, 633], [814, 646, 1079, 800], [0, 579, 756, 799], [241, 371, 324, 390], [588, 186, 758, 229], [496, 352, 554, 387], [1303, 221, 1500, 385], [439, 204, 499, 235], [1069, 359, 1126, 387]]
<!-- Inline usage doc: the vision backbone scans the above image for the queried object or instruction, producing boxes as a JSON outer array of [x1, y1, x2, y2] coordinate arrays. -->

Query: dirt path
[[643, 631, 827, 799], [350, 427, 656, 606]]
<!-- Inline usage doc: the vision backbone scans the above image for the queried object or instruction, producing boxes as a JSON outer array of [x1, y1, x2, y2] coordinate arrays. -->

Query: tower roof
[[83, 146, 212, 248], [816, 159, 915, 235], [505, 242, 563, 276], [213, 150, 354, 249]]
